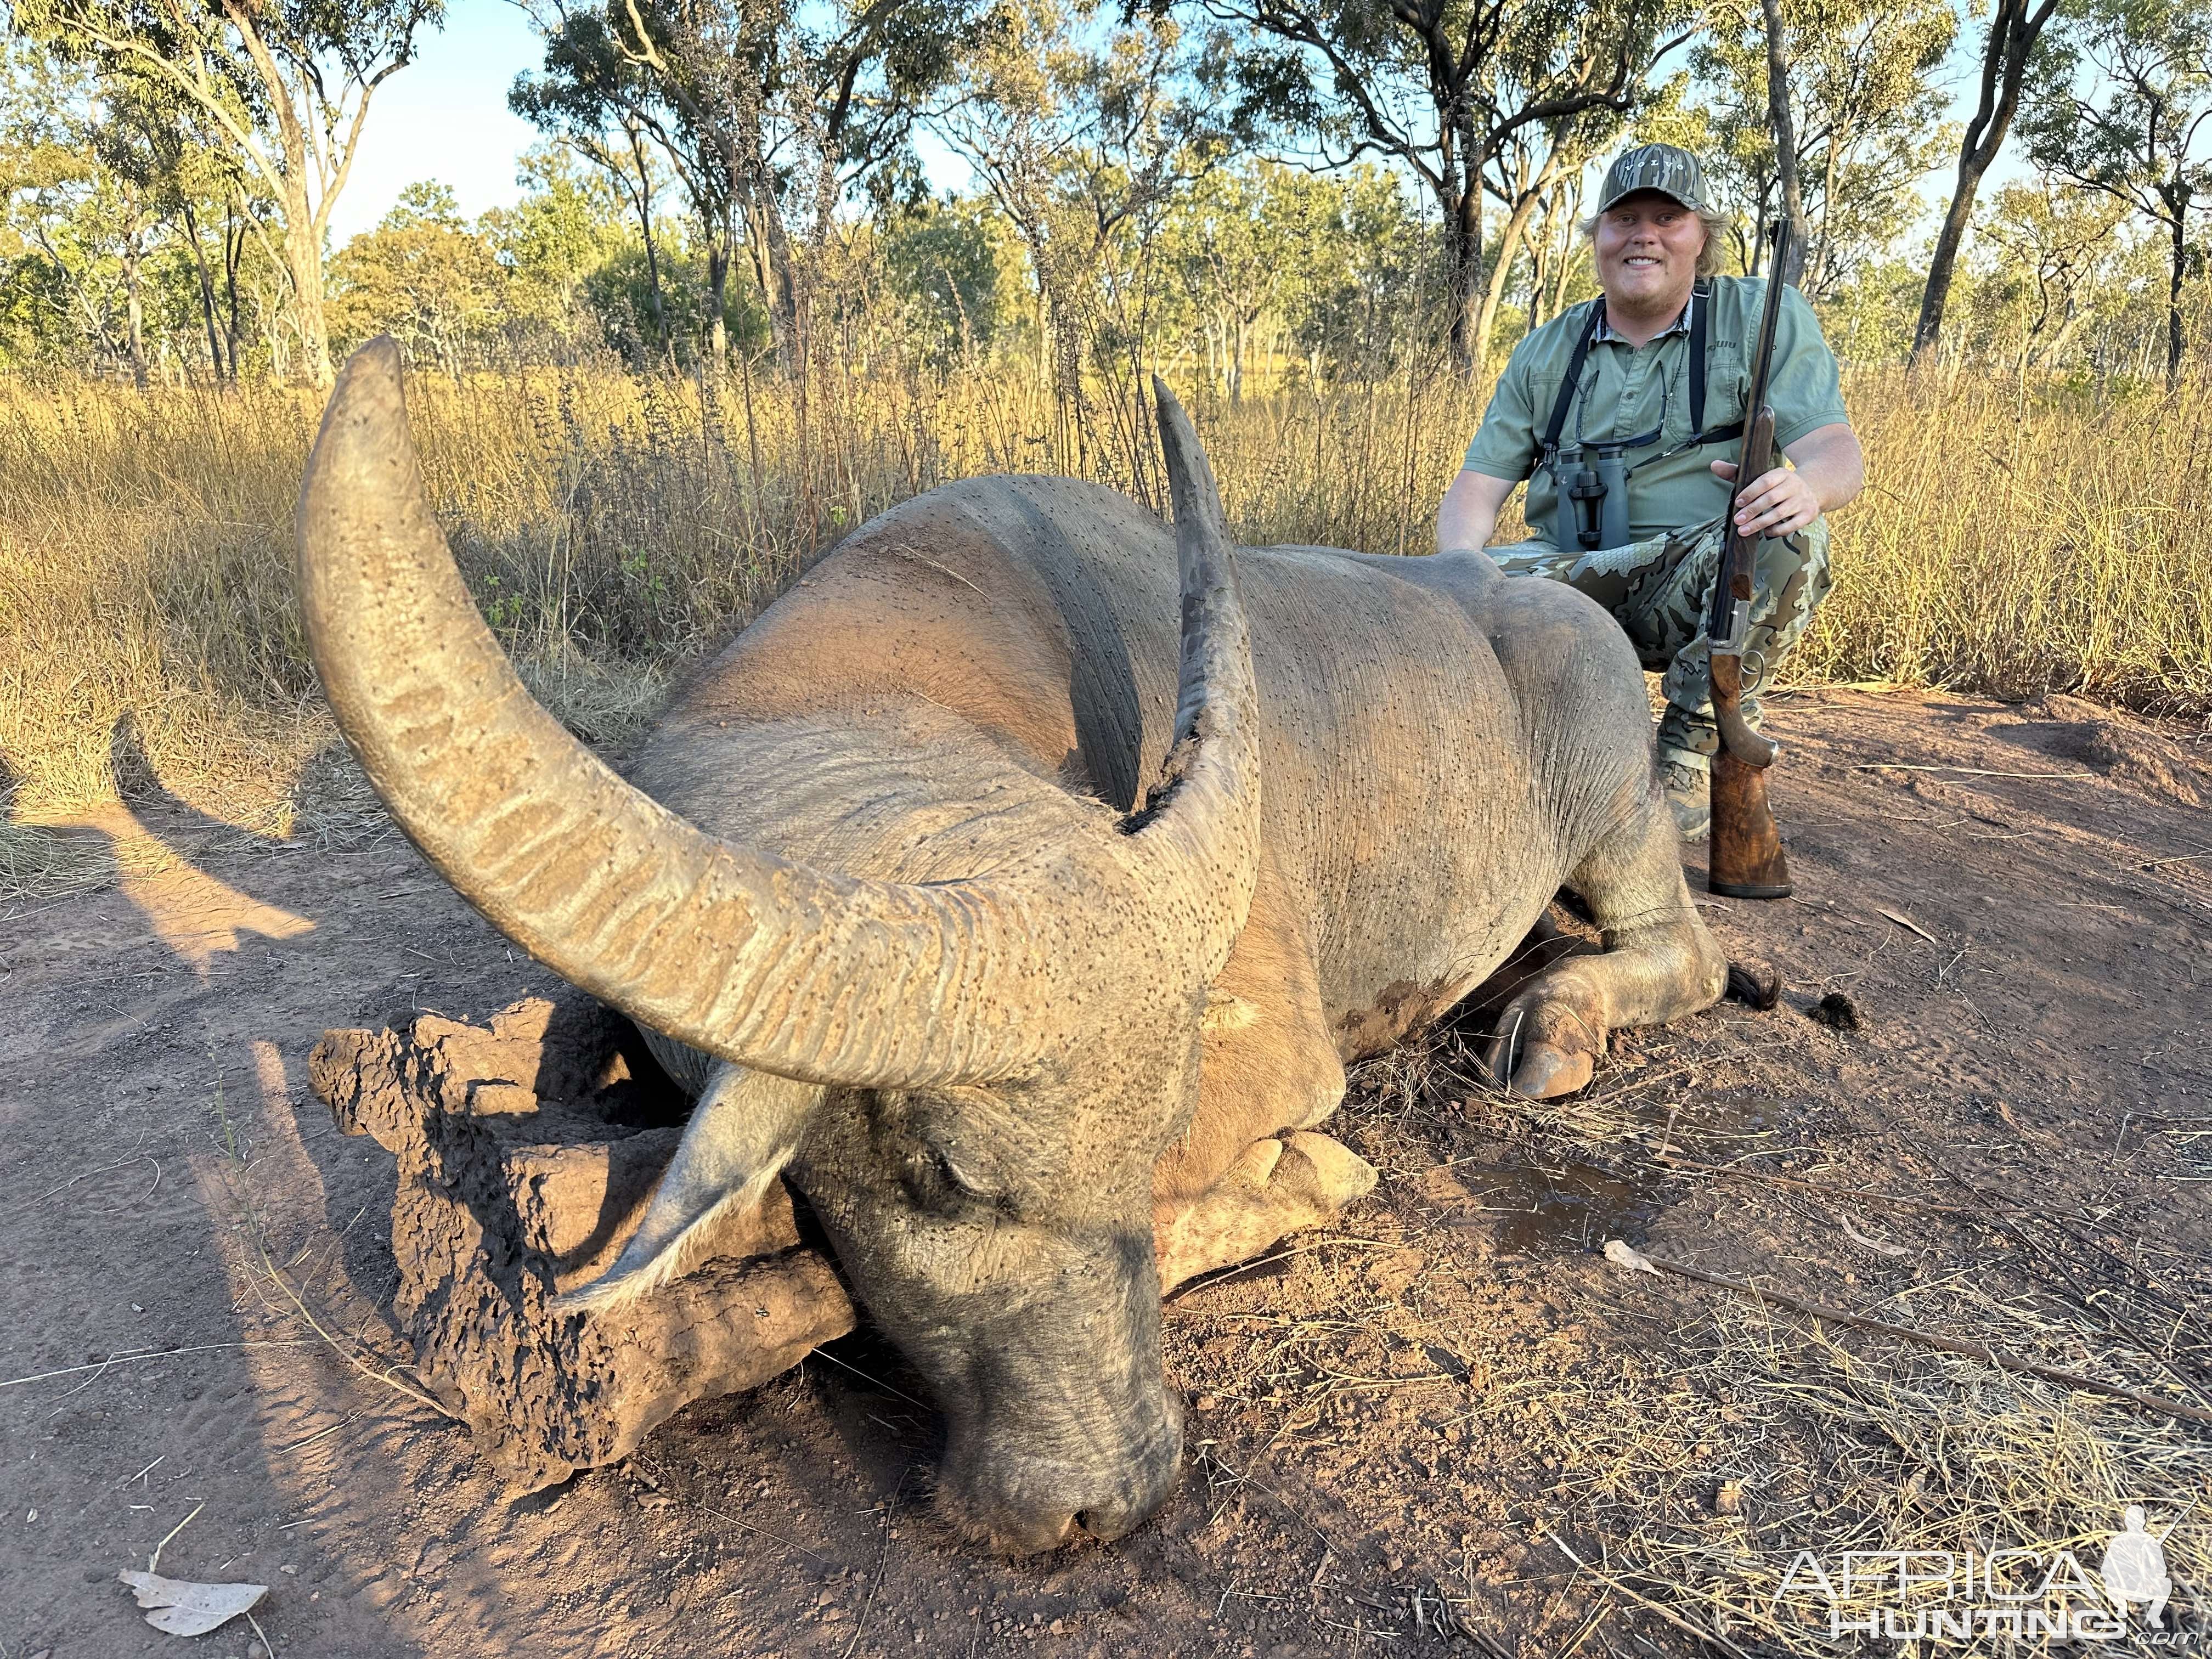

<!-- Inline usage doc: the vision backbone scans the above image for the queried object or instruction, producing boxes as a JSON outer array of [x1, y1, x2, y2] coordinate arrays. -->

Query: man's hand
[[1709, 421, 1864, 539], [1710, 458, 1821, 538]]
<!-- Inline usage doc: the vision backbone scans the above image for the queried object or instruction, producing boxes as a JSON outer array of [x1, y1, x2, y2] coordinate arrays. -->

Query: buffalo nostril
[[990, 1511, 1076, 1555], [1074, 1504, 1142, 1543]]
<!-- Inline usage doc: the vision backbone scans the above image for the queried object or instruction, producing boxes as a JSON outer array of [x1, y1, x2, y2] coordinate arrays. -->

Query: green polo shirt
[[1463, 276, 1849, 544]]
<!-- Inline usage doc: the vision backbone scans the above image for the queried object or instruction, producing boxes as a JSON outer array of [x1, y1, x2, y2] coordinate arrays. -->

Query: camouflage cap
[[1595, 143, 1711, 215]]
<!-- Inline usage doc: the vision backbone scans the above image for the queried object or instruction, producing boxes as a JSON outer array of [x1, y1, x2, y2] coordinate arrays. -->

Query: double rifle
[[1706, 219, 1796, 901]]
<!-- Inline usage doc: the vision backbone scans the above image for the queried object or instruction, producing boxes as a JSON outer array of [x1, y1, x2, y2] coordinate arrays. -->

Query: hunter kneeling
[[1437, 141, 1865, 840]]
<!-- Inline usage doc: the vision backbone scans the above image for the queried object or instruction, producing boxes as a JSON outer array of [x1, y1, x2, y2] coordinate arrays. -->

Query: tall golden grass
[[2, 358, 2207, 838]]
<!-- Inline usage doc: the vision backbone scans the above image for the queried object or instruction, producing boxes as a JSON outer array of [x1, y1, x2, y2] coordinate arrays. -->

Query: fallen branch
[[1604, 1240, 2212, 1429], [1851, 764, 2095, 780]]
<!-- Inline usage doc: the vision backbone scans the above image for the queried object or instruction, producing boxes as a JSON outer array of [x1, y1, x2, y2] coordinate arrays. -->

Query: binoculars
[[1556, 444, 1634, 553]]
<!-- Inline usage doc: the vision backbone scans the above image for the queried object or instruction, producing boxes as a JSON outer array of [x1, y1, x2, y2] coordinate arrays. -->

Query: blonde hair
[[1579, 202, 1733, 278]]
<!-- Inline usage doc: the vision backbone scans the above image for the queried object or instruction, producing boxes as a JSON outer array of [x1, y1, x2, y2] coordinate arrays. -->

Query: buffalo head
[[296, 343, 1260, 1552]]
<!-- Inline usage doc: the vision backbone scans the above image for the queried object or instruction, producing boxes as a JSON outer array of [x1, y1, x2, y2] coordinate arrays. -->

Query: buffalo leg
[[1155, 1132, 1376, 1293], [1480, 800, 1727, 1098]]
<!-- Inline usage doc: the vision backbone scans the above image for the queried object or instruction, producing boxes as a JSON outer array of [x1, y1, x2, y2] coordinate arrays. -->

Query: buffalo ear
[[556, 1063, 822, 1311]]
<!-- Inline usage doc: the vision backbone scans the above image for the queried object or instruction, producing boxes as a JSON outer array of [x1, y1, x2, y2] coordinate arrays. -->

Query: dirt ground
[[5, 686, 2210, 1659]]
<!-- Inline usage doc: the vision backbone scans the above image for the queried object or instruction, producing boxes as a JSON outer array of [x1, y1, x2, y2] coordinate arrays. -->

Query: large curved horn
[[298, 345, 1263, 1087], [298, 340, 1083, 1088], [1132, 379, 1264, 979]]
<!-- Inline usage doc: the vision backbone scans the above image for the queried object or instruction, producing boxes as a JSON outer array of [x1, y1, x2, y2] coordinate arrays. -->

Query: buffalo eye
[[900, 1143, 985, 1212]]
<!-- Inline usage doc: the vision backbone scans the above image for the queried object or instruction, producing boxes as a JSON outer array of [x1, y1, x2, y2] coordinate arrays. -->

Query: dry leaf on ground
[[116, 1570, 267, 1635]]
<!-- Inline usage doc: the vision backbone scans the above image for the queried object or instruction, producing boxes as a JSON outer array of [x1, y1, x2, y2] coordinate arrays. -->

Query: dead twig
[[1541, 1528, 1752, 1657], [1, 1341, 317, 1390], [1875, 907, 1939, 944], [247, 1231, 458, 1420], [148, 1500, 204, 1574], [840, 1468, 910, 1659], [1852, 763, 2096, 779], [804, 1344, 933, 1413]]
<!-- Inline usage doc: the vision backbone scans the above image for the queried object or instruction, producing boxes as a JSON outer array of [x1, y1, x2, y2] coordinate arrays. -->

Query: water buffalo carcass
[[295, 341, 1725, 1553]]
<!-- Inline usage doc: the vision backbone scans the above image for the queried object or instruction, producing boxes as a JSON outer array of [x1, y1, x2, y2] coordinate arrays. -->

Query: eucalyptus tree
[[511, 0, 991, 362], [930, 0, 1234, 422], [2020, 0, 2212, 383], [1694, 0, 1955, 294], [1911, 0, 2064, 360], [15, 0, 446, 385], [1972, 175, 2129, 370], [1469, 101, 1627, 369], [1205, 0, 1687, 374]]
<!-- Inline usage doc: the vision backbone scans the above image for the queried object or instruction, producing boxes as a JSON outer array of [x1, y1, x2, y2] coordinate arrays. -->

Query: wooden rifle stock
[[1705, 223, 1797, 901], [1707, 404, 1793, 900]]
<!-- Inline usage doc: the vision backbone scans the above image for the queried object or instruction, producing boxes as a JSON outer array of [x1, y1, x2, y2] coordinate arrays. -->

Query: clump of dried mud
[[308, 995, 852, 1489]]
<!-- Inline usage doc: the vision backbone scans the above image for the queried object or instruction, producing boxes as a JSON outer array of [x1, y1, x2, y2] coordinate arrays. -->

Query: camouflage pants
[[1487, 515, 1831, 764]]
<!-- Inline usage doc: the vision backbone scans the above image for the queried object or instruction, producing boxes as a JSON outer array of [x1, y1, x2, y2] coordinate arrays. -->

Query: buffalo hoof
[[1155, 1131, 1378, 1291], [1482, 997, 1602, 1098], [1503, 1039, 1596, 1098]]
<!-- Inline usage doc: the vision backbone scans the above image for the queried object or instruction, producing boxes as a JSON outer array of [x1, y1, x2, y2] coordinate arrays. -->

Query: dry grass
[[1794, 368, 2212, 715], [1521, 1291, 2212, 1655], [1288, 995, 2212, 1656], [2, 356, 2209, 879]]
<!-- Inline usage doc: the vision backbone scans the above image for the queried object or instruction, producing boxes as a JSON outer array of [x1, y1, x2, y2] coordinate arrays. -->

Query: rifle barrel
[[1707, 221, 1797, 644]]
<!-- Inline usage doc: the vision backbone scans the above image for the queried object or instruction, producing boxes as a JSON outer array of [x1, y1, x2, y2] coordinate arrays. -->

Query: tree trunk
[[641, 219, 665, 346], [1446, 215, 1481, 374], [1914, 159, 1988, 365], [1473, 164, 1562, 373], [740, 171, 798, 362], [121, 229, 148, 391], [628, 128, 666, 343], [1912, 0, 2056, 363], [223, 205, 245, 379], [1444, 150, 1486, 375], [1759, 0, 1808, 286], [181, 199, 227, 383], [1529, 201, 1555, 332], [707, 242, 731, 364], [281, 198, 332, 387], [2167, 208, 2187, 388], [1549, 184, 1579, 317]]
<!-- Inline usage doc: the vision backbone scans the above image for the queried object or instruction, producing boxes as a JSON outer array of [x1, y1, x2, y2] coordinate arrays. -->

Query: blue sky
[[334, 0, 1991, 246], [330, 2, 548, 243], [334, 0, 968, 241]]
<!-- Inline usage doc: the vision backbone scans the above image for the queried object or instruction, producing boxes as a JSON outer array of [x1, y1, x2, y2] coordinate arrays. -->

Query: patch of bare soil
[[4, 688, 2209, 1658]]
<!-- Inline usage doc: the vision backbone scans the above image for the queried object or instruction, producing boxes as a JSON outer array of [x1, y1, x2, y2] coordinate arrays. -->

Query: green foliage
[[480, 144, 633, 348], [328, 183, 504, 372], [14, 0, 448, 383], [580, 239, 771, 362], [932, 0, 1240, 407], [1693, 0, 1956, 291], [1216, 163, 1433, 383], [3, 0, 2211, 393], [2020, 0, 2212, 375], [882, 195, 1012, 364]]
